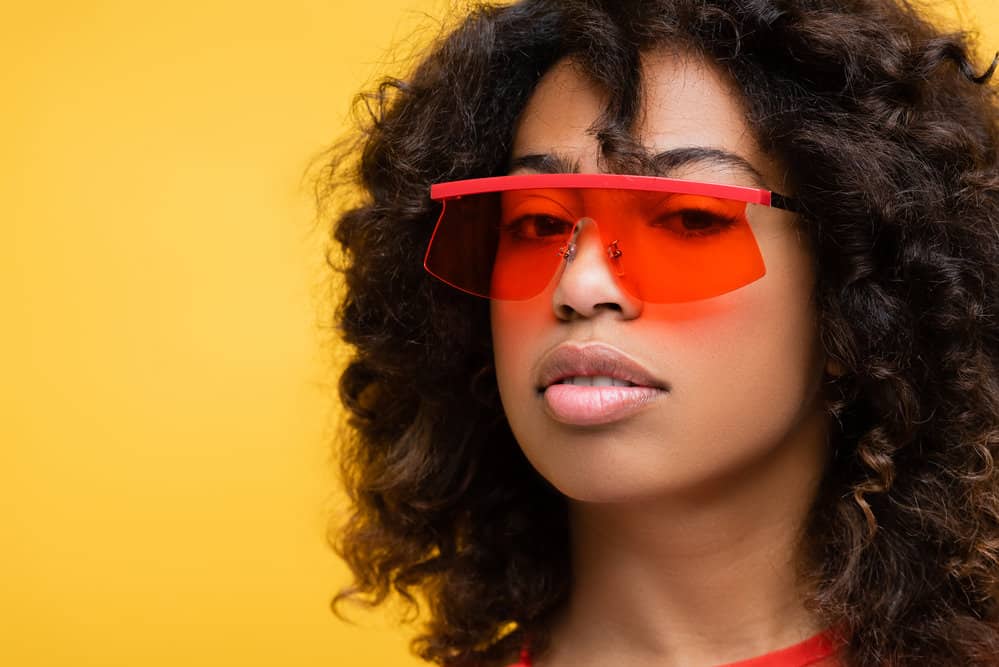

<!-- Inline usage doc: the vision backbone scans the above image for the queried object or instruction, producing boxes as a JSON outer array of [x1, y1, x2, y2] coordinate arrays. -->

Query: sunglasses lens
[[425, 187, 766, 302], [425, 193, 567, 299], [595, 191, 765, 302]]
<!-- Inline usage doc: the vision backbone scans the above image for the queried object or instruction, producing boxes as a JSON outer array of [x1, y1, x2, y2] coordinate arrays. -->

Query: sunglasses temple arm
[[770, 192, 799, 213]]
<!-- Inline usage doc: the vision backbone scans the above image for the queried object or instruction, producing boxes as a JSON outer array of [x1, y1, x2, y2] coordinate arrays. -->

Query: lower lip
[[542, 384, 665, 426]]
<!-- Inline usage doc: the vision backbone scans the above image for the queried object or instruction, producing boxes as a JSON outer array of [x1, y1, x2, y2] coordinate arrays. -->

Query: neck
[[539, 410, 830, 667]]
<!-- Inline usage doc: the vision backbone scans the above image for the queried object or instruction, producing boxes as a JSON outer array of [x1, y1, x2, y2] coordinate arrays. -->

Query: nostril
[[555, 304, 576, 320], [555, 301, 623, 321]]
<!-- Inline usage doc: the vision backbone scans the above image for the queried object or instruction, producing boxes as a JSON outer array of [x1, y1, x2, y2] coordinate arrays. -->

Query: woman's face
[[491, 51, 832, 503]]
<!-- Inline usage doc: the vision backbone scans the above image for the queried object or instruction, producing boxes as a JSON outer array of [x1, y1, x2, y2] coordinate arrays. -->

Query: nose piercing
[[607, 240, 622, 259]]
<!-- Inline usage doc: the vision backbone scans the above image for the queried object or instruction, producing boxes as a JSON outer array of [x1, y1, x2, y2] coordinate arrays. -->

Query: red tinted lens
[[425, 187, 765, 302], [590, 190, 765, 302], [424, 191, 569, 299]]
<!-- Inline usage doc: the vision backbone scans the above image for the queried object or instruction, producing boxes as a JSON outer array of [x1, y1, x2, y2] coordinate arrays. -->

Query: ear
[[825, 356, 845, 378]]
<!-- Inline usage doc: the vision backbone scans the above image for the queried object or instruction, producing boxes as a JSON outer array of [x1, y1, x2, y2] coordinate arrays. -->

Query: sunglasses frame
[[425, 173, 798, 302], [430, 173, 797, 211]]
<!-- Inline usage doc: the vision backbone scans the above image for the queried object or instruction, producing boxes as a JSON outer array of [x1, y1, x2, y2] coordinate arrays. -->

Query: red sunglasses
[[425, 173, 797, 303]]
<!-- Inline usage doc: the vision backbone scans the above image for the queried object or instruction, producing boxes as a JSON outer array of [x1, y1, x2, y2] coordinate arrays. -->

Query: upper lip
[[536, 343, 669, 391]]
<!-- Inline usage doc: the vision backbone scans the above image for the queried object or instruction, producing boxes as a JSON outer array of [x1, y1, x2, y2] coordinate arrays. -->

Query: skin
[[491, 50, 836, 666]]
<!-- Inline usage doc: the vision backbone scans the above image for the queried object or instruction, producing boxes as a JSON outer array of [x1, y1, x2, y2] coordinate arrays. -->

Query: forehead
[[511, 49, 779, 187]]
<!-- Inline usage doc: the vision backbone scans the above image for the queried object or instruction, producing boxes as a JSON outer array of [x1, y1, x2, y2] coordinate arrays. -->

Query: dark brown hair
[[320, 1, 999, 664]]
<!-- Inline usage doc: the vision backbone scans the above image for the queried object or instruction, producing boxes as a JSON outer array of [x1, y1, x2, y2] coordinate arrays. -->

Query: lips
[[536, 343, 669, 392], [535, 343, 670, 426]]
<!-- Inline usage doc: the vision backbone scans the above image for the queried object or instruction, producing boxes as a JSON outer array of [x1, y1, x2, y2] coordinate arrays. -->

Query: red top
[[505, 628, 841, 667]]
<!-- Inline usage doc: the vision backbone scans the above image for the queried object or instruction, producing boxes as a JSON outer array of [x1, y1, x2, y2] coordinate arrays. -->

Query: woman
[[322, 1, 999, 664]]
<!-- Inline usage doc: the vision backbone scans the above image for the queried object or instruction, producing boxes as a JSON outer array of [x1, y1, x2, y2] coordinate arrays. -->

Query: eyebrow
[[508, 147, 769, 188], [508, 152, 582, 174]]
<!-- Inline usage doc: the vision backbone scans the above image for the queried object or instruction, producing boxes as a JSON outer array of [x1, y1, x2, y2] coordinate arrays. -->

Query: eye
[[650, 206, 740, 239], [502, 214, 575, 241]]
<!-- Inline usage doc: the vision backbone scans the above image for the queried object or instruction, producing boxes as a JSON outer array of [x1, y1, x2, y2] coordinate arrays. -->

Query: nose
[[551, 218, 643, 321]]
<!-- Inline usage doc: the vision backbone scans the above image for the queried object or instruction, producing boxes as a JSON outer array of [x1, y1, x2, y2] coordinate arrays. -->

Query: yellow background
[[3, 1, 996, 665]]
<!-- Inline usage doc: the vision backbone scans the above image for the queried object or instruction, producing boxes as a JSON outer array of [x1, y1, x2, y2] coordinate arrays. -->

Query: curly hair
[[320, 0, 999, 664]]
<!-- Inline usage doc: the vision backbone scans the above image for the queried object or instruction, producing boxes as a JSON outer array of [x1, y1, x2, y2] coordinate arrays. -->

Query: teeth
[[559, 376, 635, 387]]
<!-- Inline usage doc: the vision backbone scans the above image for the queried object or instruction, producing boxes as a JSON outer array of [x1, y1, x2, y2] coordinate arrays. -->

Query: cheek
[[658, 240, 824, 432], [491, 299, 546, 398], [491, 295, 571, 465]]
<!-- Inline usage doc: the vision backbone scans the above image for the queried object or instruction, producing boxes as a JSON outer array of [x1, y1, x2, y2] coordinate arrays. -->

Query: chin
[[519, 449, 688, 505]]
